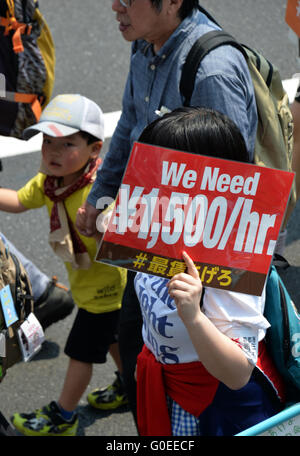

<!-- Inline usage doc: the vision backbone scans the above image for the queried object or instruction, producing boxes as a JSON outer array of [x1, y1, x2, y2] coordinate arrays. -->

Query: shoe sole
[[87, 398, 129, 410], [12, 418, 78, 436]]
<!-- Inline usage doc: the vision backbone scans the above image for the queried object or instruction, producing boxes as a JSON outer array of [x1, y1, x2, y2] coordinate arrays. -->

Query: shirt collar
[[138, 9, 204, 62]]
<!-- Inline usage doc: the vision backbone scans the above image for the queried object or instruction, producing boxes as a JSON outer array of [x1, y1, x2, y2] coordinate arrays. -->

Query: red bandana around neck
[[43, 158, 102, 268]]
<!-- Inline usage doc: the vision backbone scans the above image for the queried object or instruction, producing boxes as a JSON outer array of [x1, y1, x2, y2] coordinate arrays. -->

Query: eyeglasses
[[119, 0, 131, 6], [111, 0, 133, 7]]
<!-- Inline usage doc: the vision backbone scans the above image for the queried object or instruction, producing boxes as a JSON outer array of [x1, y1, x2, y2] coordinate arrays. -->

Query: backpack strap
[[180, 30, 248, 106], [4, 91, 43, 121], [272, 253, 290, 270], [0, 16, 32, 53], [0, 0, 33, 53]]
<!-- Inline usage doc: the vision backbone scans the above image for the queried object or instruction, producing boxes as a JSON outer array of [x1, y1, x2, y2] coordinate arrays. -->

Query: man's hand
[[76, 201, 101, 238]]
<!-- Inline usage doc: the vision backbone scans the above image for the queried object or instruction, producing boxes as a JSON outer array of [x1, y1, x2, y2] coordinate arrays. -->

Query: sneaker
[[34, 276, 75, 330], [87, 371, 128, 410], [11, 401, 78, 436]]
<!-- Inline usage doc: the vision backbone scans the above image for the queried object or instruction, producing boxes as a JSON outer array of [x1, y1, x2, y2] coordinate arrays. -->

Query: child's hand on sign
[[167, 251, 203, 324]]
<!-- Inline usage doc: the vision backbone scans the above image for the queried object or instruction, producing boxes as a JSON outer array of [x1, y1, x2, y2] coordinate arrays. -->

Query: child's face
[[42, 132, 100, 185]]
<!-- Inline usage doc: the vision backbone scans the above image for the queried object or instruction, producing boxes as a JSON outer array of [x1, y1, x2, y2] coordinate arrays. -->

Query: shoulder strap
[[180, 30, 247, 106], [21, 0, 29, 23]]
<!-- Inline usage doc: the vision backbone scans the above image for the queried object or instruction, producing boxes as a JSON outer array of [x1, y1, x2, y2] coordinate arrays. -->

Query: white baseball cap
[[24, 94, 105, 141]]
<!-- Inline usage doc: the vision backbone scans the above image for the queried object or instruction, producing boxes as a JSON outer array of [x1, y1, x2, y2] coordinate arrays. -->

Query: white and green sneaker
[[11, 401, 78, 436]]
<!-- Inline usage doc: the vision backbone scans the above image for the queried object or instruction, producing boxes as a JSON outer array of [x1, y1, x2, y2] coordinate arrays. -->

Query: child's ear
[[90, 140, 103, 158]]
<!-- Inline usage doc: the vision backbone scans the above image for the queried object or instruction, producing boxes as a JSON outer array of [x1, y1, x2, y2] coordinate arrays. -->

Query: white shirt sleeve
[[202, 287, 270, 365]]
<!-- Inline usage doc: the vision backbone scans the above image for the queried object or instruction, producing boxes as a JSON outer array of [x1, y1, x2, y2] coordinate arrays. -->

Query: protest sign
[[96, 142, 294, 296], [286, 0, 300, 37]]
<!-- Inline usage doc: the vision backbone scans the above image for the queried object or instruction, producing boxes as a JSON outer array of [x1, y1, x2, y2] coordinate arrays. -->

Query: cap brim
[[23, 121, 80, 140]]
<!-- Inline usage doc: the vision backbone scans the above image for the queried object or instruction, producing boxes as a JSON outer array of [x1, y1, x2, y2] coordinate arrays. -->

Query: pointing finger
[[182, 251, 199, 279]]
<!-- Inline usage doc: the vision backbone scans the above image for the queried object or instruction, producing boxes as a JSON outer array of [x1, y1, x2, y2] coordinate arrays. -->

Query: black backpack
[[0, 0, 55, 138]]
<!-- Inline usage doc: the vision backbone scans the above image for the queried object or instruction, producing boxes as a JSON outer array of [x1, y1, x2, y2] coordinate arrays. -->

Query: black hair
[[78, 131, 100, 145], [150, 0, 199, 20], [178, 0, 199, 20], [138, 106, 249, 163]]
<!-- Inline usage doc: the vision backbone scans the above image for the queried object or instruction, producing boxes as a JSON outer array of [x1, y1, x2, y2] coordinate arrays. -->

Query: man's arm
[[76, 116, 132, 237], [77, 67, 136, 236], [0, 188, 27, 213], [190, 45, 257, 162]]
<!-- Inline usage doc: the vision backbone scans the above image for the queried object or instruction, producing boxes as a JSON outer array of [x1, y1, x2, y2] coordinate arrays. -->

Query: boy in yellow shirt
[[0, 94, 127, 436]]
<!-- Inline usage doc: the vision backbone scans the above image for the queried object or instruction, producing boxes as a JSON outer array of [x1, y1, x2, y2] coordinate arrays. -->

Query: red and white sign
[[96, 142, 294, 295]]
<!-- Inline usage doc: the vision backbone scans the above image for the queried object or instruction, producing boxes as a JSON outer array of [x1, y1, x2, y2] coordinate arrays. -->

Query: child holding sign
[[134, 107, 285, 436]]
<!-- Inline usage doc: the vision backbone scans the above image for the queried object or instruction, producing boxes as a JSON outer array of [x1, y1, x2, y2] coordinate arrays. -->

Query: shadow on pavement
[[76, 403, 131, 436], [32, 340, 61, 361]]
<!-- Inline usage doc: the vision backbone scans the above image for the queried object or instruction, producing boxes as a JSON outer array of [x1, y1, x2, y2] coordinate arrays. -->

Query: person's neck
[[152, 17, 181, 54], [62, 164, 88, 187]]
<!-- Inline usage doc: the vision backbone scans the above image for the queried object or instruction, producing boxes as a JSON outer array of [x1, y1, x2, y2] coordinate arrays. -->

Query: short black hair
[[150, 0, 199, 20], [78, 130, 100, 145], [138, 106, 249, 163]]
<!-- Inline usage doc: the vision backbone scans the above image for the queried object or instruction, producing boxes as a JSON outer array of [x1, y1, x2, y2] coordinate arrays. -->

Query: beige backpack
[[0, 236, 33, 382], [180, 20, 296, 228]]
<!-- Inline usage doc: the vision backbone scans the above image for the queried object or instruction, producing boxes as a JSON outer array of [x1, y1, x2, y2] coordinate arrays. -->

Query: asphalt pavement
[[0, 0, 299, 441]]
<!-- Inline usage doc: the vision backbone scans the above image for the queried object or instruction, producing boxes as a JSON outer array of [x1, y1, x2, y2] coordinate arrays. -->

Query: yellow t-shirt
[[17, 173, 127, 314]]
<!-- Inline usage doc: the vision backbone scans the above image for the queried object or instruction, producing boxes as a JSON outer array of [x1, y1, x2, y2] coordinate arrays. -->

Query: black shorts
[[64, 308, 120, 364]]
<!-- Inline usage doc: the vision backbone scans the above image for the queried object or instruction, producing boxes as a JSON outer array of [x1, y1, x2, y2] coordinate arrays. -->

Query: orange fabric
[[13, 93, 42, 121], [0, 15, 32, 53], [14, 93, 36, 103], [286, 0, 300, 37], [29, 97, 42, 121]]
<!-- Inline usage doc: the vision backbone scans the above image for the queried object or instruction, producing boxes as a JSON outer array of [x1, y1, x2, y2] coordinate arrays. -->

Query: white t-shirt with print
[[134, 273, 270, 366]]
